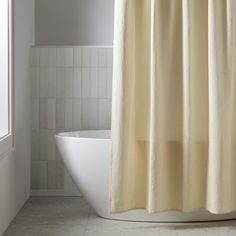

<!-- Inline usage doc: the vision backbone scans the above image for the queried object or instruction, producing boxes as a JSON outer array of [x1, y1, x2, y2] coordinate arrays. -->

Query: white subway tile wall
[[30, 46, 113, 193]]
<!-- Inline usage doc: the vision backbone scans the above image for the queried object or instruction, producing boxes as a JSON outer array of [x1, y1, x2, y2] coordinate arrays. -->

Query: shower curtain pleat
[[110, 0, 236, 214]]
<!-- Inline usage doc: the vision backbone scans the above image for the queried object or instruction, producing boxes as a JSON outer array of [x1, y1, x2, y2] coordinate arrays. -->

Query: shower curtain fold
[[110, 0, 236, 214]]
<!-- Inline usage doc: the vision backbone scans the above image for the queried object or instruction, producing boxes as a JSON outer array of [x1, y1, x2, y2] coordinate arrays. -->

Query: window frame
[[0, 0, 14, 158]]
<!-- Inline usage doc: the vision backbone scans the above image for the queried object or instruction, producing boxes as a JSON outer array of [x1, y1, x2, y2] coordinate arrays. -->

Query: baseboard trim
[[30, 189, 82, 197]]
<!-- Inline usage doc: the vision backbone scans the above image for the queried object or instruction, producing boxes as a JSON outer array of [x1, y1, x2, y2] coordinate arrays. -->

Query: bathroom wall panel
[[0, 0, 34, 234], [30, 46, 113, 195]]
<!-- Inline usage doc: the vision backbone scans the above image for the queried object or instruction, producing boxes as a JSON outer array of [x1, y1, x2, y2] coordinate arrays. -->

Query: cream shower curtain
[[110, 0, 236, 214]]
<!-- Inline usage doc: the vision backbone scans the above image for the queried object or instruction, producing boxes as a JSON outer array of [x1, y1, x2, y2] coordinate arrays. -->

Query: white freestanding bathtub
[[55, 130, 236, 222]]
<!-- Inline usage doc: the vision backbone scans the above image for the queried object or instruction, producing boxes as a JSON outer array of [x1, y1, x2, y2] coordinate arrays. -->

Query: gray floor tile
[[3, 197, 236, 236]]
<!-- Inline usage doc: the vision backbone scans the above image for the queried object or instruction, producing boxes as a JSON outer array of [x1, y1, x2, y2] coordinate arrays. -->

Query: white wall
[[35, 0, 114, 45], [0, 0, 34, 234]]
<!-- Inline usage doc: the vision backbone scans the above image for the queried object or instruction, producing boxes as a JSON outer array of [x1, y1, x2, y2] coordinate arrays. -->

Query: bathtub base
[[99, 210, 236, 223]]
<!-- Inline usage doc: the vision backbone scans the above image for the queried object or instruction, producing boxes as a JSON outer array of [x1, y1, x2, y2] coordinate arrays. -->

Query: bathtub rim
[[55, 130, 111, 140]]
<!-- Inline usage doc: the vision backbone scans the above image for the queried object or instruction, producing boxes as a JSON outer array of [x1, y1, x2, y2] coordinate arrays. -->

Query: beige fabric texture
[[110, 0, 236, 214]]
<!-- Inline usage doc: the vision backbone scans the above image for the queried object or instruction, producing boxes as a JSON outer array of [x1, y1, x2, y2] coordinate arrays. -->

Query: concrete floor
[[3, 197, 236, 236]]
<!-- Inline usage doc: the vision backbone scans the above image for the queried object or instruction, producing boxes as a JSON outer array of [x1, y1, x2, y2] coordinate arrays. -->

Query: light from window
[[0, 0, 10, 139]]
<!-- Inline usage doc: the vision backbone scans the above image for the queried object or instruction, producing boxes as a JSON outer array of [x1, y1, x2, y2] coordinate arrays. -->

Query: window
[[0, 0, 13, 156]]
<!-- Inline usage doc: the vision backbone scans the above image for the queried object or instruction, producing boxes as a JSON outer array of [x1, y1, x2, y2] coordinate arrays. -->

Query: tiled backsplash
[[30, 46, 113, 195]]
